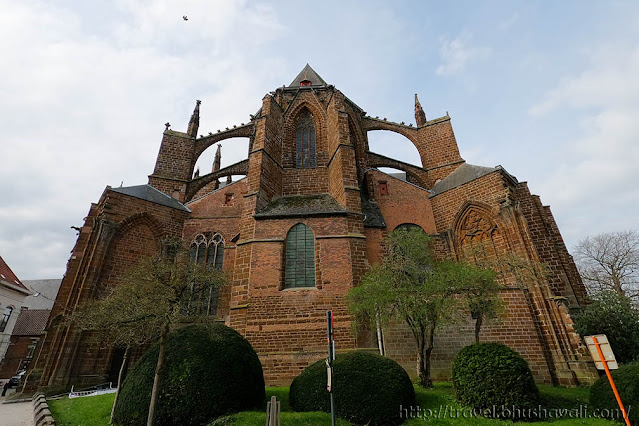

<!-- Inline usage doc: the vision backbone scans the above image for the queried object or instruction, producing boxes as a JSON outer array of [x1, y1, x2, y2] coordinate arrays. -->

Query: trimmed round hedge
[[590, 362, 639, 424], [451, 343, 539, 418], [289, 351, 416, 426], [113, 323, 265, 426]]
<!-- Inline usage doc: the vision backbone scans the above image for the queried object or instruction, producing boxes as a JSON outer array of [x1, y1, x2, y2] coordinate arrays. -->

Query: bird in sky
[[183, 15, 188, 21]]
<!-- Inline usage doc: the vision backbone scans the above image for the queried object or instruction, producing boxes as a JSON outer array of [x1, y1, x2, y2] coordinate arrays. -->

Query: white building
[[0, 256, 31, 362]]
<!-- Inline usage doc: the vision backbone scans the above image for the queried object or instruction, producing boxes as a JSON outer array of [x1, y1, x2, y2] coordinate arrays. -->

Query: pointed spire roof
[[288, 64, 328, 87], [212, 144, 221, 173], [415, 93, 427, 127], [187, 100, 201, 137]]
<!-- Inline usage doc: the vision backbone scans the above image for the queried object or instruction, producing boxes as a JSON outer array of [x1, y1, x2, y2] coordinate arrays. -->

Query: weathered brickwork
[[30, 66, 597, 390]]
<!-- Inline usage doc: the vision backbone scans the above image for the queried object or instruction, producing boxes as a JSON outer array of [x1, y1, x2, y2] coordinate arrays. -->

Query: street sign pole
[[592, 336, 631, 426], [327, 310, 336, 426]]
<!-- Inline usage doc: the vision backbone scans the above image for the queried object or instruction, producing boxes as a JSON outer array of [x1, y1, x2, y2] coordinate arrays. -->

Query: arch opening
[[367, 130, 422, 167], [193, 137, 249, 179]]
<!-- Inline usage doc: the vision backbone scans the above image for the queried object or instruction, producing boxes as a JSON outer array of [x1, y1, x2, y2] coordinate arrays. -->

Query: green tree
[[573, 291, 639, 364], [349, 228, 494, 387], [463, 267, 501, 343], [462, 244, 551, 343], [68, 238, 226, 425]]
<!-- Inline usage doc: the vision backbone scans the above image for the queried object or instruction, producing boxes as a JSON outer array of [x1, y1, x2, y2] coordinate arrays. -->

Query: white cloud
[[0, 0, 285, 279], [436, 30, 491, 76], [529, 45, 639, 246], [529, 47, 639, 116], [498, 12, 520, 31]]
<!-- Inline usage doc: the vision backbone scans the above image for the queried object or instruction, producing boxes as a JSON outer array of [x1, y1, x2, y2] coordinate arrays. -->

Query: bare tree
[[68, 238, 226, 425], [574, 230, 639, 302]]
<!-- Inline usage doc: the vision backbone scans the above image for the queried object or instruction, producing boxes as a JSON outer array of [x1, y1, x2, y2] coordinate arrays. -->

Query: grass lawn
[[48, 392, 115, 426], [48, 384, 621, 426], [403, 383, 618, 425]]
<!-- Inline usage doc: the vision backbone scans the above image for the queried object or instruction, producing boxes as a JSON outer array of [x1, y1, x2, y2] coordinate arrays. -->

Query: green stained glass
[[284, 224, 315, 288]]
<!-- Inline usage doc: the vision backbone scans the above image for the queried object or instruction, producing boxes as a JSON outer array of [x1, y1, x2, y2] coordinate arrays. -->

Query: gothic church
[[32, 65, 596, 388]]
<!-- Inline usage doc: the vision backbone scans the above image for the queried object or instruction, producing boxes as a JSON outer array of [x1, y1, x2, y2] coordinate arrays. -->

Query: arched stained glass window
[[188, 233, 225, 315], [190, 234, 207, 265], [296, 110, 317, 168], [284, 224, 316, 288], [394, 223, 424, 233], [207, 233, 225, 270]]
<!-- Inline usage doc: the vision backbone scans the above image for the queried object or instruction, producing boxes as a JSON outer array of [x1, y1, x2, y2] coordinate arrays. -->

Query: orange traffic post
[[592, 336, 631, 426]]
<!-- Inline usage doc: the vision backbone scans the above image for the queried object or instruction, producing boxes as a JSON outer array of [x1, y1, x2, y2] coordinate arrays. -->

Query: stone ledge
[[32, 393, 56, 426]]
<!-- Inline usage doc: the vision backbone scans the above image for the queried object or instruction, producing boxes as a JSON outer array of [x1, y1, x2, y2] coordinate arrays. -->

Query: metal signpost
[[326, 310, 336, 426], [584, 334, 631, 426]]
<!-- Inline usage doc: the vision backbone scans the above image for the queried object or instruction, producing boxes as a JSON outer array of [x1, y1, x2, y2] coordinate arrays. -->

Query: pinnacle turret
[[187, 100, 201, 138], [415, 94, 427, 127], [212, 144, 221, 173]]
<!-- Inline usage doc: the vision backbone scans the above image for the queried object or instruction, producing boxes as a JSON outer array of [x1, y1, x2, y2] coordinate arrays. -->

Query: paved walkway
[[0, 397, 32, 426]]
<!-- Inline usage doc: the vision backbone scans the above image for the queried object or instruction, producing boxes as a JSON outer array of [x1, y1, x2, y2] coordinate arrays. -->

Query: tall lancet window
[[284, 224, 316, 288], [296, 110, 317, 168]]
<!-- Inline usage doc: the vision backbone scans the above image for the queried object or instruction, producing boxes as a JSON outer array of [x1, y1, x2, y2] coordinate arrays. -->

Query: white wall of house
[[0, 283, 29, 362]]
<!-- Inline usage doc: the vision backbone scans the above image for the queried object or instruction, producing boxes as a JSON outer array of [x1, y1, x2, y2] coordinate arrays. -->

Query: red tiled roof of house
[[0, 255, 29, 292], [11, 309, 51, 336]]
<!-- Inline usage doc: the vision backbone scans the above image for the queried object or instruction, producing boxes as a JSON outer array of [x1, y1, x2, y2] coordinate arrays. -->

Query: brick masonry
[[29, 69, 597, 390]]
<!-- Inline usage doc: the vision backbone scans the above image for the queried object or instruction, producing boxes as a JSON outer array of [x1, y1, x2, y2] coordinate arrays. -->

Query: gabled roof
[[430, 163, 499, 196], [111, 184, 191, 212], [11, 309, 51, 336], [288, 64, 328, 88], [0, 256, 29, 294]]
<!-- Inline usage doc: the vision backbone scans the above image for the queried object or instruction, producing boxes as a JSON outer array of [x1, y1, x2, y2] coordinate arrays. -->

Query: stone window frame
[[284, 223, 316, 289], [188, 232, 225, 315], [295, 110, 317, 168]]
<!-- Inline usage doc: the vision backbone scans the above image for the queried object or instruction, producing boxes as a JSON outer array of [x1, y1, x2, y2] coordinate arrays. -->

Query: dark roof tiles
[[111, 184, 191, 212], [288, 64, 328, 87], [255, 194, 347, 219], [431, 163, 499, 195], [11, 309, 51, 336]]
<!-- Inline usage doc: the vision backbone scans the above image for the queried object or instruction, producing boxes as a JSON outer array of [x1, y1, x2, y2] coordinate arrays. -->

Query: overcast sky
[[1, 0, 638, 279]]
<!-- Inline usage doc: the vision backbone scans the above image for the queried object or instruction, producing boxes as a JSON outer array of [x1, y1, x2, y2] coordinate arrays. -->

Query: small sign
[[584, 334, 618, 370], [326, 359, 332, 392]]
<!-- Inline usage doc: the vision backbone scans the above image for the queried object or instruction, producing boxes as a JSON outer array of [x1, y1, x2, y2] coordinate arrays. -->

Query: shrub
[[289, 351, 415, 426], [573, 291, 639, 364], [451, 343, 539, 419], [113, 323, 265, 426], [589, 362, 639, 424]]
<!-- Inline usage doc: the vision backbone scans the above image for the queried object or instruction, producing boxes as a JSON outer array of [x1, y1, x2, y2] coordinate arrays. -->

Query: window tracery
[[188, 233, 225, 315], [296, 110, 317, 168]]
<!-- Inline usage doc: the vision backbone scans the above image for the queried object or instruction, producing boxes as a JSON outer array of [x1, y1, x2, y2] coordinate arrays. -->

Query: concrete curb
[[32, 393, 55, 426]]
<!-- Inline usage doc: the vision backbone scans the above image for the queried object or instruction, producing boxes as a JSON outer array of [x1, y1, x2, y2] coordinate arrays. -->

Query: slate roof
[[288, 64, 328, 87], [361, 193, 386, 228], [11, 309, 51, 336], [111, 184, 191, 212], [22, 279, 62, 310], [431, 163, 499, 196], [0, 256, 29, 293], [254, 194, 348, 219]]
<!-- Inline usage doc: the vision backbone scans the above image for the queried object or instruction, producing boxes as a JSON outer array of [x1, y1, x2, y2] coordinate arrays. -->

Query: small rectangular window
[[379, 181, 388, 195], [224, 194, 233, 205]]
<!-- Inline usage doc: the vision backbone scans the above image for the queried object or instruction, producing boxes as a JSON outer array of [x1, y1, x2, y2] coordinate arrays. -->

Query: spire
[[414, 94, 427, 127], [187, 100, 201, 137], [212, 144, 221, 173], [288, 64, 328, 87]]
